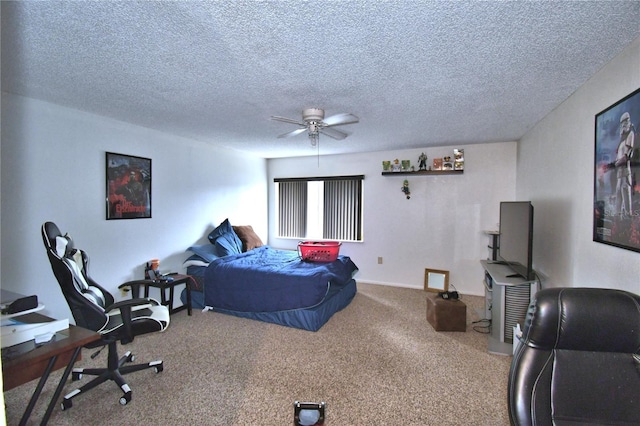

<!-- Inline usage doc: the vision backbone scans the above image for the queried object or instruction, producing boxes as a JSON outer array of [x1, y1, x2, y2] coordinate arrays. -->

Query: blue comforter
[[203, 246, 358, 312]]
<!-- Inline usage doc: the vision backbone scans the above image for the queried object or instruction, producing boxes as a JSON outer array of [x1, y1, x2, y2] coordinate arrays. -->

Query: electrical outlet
[[377, 257, 383, 264]]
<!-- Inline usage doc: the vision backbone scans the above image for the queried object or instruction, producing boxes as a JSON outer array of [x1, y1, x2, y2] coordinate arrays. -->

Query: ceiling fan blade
[[271, 115, 305, 126], [322, 113, 359, 127], [319, 127, 349, 140], [277, 128, 307, 138]]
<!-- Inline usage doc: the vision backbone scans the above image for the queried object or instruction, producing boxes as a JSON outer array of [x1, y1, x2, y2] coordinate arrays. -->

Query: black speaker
[[294, 401, 325, 426], [1, 294, 38, 315], [438, 291, 459, 300]]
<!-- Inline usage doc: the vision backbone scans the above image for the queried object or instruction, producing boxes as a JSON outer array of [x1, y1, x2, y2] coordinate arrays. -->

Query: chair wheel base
[[61, 398, 73, 411], [119, 391, 132, 405]]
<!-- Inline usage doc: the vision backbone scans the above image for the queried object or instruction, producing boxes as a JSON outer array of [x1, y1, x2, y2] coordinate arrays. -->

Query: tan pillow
[[232, 225, 264, 252]]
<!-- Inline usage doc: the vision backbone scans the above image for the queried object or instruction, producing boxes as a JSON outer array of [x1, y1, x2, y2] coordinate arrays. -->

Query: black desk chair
[[508, 287, 640, 425], [41, 222, 170, 409]]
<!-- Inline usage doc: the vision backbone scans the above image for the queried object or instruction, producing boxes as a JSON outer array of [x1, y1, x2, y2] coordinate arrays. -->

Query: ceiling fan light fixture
[[308, 122, 319, 147], [308, 129, 319, 147]]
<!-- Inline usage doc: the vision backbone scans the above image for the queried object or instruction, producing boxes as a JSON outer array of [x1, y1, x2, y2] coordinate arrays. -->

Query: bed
[[180, 219, 358, 331]]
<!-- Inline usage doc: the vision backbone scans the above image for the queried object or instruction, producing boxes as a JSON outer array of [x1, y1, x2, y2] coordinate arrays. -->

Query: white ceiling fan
[[271, 108, 359, 147]]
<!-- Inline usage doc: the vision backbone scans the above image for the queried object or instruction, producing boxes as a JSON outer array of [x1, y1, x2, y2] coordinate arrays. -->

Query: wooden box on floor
[[426, 293, 466, 331]]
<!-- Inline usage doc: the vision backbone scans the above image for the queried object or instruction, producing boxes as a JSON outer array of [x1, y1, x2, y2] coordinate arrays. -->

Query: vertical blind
[[323, 179, 362, 240], [278, 180, 307, 238], [275, 175, 364, 241]]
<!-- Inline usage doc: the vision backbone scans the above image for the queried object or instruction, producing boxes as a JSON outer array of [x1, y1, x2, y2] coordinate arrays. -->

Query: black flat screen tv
[[497, 201, 534, 280]]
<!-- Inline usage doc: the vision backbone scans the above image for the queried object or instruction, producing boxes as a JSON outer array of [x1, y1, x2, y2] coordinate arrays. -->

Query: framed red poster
[[106, 152, 152, 220]]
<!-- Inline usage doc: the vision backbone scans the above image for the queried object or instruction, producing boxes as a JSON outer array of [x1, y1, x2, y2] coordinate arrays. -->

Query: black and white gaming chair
[[41, 221, 170, 409]]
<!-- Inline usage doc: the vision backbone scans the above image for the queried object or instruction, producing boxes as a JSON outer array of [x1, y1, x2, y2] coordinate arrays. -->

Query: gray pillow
[[186, 244, 219, 263]]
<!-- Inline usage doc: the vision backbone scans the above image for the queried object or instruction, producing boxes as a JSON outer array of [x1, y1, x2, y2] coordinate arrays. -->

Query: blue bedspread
[[203, 246, 358, 312]]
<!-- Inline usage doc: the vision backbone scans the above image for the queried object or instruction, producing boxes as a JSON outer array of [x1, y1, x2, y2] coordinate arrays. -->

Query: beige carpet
[[3, 283, 511, 425]]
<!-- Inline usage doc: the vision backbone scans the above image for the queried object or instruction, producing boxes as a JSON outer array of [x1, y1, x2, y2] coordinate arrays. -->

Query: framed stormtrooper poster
[[593, 87, 640, 252]]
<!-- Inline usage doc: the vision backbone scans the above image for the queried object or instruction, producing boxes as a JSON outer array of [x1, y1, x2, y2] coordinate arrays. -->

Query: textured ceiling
[[2, 1, 640, 158]]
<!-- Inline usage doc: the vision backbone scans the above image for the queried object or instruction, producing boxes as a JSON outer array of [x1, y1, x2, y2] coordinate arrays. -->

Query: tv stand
[[481, 260, 539, 355]]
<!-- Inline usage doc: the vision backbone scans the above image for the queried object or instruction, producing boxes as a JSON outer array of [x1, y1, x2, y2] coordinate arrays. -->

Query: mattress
[[217, 279, 357, 331], [183, 279, 357, 332]]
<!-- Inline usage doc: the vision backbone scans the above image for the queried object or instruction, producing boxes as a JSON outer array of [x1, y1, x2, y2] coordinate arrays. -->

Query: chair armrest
[[108, 297, 158, 311], [118, 279, 156, 288], [105, 297, 158, 344]]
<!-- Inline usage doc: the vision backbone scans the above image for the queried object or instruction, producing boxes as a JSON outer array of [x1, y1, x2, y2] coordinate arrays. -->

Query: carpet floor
[[3, 283, 511, 425]]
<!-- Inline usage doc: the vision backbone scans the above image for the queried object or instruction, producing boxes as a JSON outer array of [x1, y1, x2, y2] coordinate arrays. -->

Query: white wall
[[518, 36, 640, 293], [268, 142, 517, 296], [4, 36, 637, 328], [1, 94, 268, 321]]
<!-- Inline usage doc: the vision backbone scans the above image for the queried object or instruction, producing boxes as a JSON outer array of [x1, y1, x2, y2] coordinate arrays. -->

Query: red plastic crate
[[298, 241, 341, 262]]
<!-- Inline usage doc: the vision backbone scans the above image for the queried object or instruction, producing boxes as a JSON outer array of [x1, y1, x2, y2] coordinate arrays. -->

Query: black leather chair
[[508, 287, 640, 426], [41, 222, 170, 409]]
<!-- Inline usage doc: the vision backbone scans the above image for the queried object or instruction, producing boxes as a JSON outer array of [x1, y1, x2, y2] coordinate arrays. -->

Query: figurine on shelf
[[454, 148, 464, 170], [392, 159, 402, 172], [443, 155, 453, 170], [418, 152, 428, 171], [401, 179, 411, 199]]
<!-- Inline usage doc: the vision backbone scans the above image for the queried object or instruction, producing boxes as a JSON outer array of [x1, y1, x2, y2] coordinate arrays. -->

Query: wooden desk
[[2, 313, 100, 425]]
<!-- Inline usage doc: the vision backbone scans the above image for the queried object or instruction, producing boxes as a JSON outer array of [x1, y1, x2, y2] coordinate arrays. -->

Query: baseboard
[[355, 280, 420, 290], [356, 279, 484, 297]]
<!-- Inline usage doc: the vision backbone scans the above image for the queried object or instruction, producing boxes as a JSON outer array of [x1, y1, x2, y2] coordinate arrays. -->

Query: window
[[275, 175, 364, 241]]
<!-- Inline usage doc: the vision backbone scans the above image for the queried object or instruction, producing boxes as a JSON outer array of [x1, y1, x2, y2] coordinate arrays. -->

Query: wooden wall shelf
[[381, 170, 463, 176]]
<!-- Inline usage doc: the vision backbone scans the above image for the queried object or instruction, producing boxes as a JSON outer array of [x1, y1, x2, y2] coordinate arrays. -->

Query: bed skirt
[[182, 279, 357, 332]]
